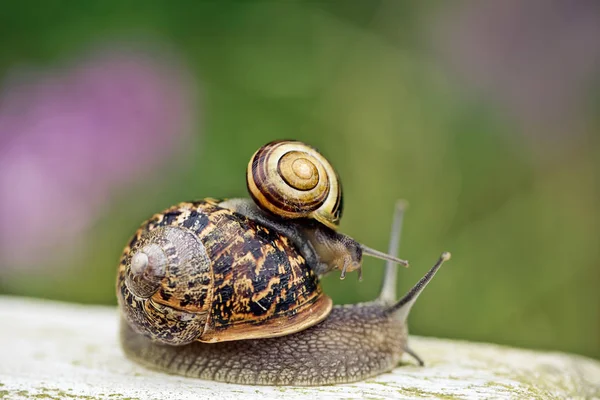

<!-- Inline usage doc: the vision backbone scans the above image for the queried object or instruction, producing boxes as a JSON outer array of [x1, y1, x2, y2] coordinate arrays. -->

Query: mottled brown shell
[[247, 140, 343, 230], [117, 199, 332, 345]]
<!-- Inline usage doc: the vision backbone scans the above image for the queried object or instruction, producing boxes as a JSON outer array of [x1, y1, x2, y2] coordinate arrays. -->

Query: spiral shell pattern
[[117, 199, 332, 345], [247, 141, 343, 230]]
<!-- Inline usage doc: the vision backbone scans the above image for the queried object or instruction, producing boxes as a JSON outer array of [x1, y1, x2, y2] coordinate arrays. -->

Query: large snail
[[117, 140, 450, 386]]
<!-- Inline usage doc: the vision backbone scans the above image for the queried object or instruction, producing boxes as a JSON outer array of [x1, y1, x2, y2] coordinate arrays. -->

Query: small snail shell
[[117, 199, 333, 345], [247, 140, 343, 230]]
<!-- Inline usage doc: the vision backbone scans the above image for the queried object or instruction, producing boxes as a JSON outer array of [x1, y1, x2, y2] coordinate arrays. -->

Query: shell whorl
[[247, 140, 343, 230], [121, 225, 212, 345]]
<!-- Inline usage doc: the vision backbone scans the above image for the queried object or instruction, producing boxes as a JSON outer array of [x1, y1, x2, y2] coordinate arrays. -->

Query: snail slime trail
[[117, 141, 450, 385]]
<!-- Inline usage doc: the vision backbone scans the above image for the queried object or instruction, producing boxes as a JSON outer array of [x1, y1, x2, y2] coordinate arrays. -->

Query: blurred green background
[[0, 1, 598, 360]]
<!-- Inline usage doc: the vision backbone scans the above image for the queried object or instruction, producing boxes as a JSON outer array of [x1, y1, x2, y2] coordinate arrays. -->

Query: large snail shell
[[247, 140, 343, 230], [117, 199, 333, 345]]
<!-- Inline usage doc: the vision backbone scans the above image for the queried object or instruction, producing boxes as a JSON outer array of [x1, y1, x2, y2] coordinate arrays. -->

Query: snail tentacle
[[378, 200, 409, 304], [388, 252, 451, 321]]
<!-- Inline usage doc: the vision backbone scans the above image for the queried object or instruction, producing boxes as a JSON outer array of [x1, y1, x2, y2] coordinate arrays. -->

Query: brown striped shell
[[116, 199, 333, 345], [247, 140, 343, 230]]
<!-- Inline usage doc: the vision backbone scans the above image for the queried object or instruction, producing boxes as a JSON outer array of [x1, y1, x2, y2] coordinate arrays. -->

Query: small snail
[[119, 201, 450, 385], [117, 140, 450, 385], [247, 140, 342, 229], [225, 140, 409, 279]]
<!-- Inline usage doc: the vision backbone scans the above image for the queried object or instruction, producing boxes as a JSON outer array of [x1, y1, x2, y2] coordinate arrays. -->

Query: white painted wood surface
[[1, 296, 599, 399]]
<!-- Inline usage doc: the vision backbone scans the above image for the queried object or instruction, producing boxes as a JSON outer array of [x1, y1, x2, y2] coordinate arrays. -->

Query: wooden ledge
[[1, 296, 599, 399]]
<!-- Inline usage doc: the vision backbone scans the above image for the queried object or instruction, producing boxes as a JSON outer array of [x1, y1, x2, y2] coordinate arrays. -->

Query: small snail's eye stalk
[[338, 245, 408, 280], [301, 222, 410, 279], [360, 245, 410, 268]]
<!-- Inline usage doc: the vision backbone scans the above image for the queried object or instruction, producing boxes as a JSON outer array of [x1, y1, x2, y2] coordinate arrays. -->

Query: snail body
[[121, 301, 405, 386], [117, 199, 332, 345]]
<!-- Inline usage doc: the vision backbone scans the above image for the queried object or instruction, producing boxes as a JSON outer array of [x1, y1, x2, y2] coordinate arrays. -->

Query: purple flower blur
[[431, 0, 600, 138], [0, 46, 195, 268]]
